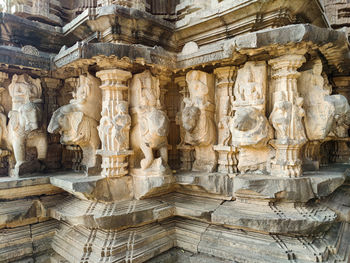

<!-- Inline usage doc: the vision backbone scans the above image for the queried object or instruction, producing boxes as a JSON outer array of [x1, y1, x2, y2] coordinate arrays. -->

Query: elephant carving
[[6, 74, 48, 176], [47, 73, 101, 174], [48, 104, 100, 173]]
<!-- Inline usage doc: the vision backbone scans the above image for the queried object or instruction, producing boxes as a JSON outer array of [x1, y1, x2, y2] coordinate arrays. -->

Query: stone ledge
[[175, 167, 346, 202], [47, 192, 336, 235], [48, 167, 347, 203], [233, 171, 345, 202], [51, 217, 350, 263], [0, 175, 63, 200], [50, 174, 134, 202], [212, 201, 336, 235]]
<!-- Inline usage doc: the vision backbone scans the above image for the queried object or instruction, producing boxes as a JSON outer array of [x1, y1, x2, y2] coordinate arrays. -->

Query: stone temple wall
[[0, 0, 350, 262]]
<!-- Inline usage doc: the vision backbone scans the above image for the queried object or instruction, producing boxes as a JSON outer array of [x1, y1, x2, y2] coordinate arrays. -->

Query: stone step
[[46, 192, 336, 235], [51, 218, 350, 263], [0, 220, 58, 262]]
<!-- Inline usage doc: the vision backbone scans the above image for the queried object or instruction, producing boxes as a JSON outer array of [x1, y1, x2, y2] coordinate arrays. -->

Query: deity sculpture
[[181, 70, 217, 172], [7, 74, 48, 176], [48, 73, 102, 174], [99, 101, 131, 153], [230, 62, 272, 173], [130, 70, 170, 175]]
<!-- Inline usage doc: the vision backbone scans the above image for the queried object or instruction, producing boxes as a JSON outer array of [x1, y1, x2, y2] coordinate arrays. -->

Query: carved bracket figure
[[130, 70, 170, 175], [181, 70, 217, 173], [48, 73, 101, 174], [230, 61, 272, 174], [7, 74, 48, 176], [298, 59, 350, 169]]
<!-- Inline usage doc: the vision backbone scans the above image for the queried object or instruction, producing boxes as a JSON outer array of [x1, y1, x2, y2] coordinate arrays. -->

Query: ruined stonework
[[0, 1, 350, 263]]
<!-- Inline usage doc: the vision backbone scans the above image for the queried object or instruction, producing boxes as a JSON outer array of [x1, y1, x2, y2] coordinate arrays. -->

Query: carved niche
[[181, 70, 217, 172], [130, 70, 170, 176], [48, 73, 102, 174], [7, 74, 48, 176], [230, 61, 273, 173]]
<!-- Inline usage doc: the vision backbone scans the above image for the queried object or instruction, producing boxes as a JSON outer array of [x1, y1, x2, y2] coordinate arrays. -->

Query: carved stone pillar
[[213, 67, 238, 174], [96, 69, 133, 177], [32, 0, 49, 17], [175, 76, 194, 171], [0, 72, 10, 172], [332, 76, 350, 163], [98, 0, 146, 11], [43, 78, 61, 123], [159, 74, 170, 111], [269, 55, 307, 178], [43, 78, 62, 170]]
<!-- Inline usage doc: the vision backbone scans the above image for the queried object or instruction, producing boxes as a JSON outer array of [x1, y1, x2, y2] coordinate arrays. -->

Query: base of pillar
[[50, 173, 134, 202], [213, 145, 237, 174], [270, 139, 305, 178], [132, 171, 174, 199], [97, 149, 133, 177]]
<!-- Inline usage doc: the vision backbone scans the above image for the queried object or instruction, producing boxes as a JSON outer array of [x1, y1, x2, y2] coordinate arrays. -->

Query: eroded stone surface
[[1, 1, 350, 263]]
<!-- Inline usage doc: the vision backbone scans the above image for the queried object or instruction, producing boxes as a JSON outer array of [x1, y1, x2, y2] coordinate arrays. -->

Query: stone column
[[332, 76, 350, 163], [59, 77, 83, 171], [159, 74, 171, 112], [32, 0, 49, 17], [175, 75, 194, 171], [96, 69, 133, 177], [43, 78, 61, 122], [213, 66, 238, 174], [269, 54, 307, 178], [99, 0, 146, 11], [43, 77, 62, 170], [0, 72, 10, 171]]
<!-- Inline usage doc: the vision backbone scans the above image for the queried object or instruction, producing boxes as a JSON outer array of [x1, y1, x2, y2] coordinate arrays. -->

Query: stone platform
[[48, 166, 347, 202], [0, 166, 349, 263]]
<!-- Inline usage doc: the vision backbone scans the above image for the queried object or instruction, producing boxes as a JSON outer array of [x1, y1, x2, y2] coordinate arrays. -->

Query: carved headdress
[[8, 74, 42, 107]]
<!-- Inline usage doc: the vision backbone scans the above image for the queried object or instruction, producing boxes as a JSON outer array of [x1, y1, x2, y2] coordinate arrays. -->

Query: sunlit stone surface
[[0, 0, 350, 262]]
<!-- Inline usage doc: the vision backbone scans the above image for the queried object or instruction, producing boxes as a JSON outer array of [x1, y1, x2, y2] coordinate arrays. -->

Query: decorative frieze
[[96, 69, 132, 177]]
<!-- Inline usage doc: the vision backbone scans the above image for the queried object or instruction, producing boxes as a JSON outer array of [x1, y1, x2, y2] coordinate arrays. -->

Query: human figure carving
[[181, 70, 217, 172], [130, 70, 170, 173], [7, 74, 47, 175], [111, 102, 131, 152]]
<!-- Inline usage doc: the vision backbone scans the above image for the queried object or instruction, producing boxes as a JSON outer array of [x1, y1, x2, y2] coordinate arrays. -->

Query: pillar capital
[[0, 72, 8, 84], [96, 69, 132, 84], [213, 66, 237, 79], [269, 54, 306, 79]]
